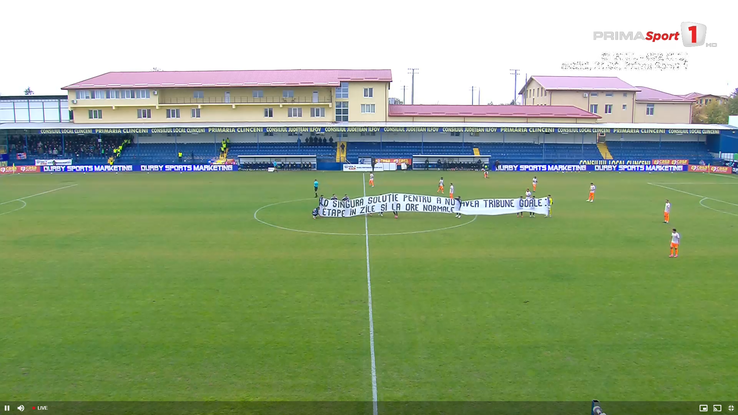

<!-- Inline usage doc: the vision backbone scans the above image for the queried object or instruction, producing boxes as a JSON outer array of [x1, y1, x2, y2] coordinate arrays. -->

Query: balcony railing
[[160, 96, 333, 105]]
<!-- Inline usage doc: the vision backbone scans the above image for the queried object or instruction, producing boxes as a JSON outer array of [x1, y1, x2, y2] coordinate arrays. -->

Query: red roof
[[520, 76, 639, 93], [63, 69, 392, 90], [388, 105, 600, 119], [635, 86, 695, 103]]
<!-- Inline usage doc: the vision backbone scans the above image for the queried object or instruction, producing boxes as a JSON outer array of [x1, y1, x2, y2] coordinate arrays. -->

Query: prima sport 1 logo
[[593, 22, 715, 47]]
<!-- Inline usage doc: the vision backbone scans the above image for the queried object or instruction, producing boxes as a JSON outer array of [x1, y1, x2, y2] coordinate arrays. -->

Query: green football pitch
[[1, 171, 736, 405]]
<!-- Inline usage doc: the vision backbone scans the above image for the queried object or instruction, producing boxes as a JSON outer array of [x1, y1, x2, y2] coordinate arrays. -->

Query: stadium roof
[[635, 86, 695, 103], [519, 76, 640, 93], [62, 69, 393, 90], [388, 105, 599, 119], [2, 122, 735, 131]]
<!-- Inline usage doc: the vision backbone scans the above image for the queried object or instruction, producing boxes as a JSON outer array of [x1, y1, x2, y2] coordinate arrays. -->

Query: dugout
[[412, 155, 490, 170], [237, 154, 316, 171]]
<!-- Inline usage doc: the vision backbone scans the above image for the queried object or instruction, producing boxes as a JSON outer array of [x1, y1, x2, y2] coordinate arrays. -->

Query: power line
[[510, 69, 520, 105], [408, 68, 419, 105]]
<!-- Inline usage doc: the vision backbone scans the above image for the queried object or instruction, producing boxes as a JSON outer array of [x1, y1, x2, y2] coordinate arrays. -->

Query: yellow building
[[519, 76, 694, 124], [63, 70, 392, 124], [681, 93, 729, 106]]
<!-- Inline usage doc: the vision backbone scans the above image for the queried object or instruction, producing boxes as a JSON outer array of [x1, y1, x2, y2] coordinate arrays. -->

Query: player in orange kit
[[532, 176, 538, 192], [437, 177, 444, 194], [664, 199, 671, 223], [669, 228, 680, 258], [369, 173, 375, 188], [587, 183, 596, 202]]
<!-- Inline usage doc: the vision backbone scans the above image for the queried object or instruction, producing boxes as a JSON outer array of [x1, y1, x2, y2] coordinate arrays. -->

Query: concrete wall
[[633, 102, 692, 124]]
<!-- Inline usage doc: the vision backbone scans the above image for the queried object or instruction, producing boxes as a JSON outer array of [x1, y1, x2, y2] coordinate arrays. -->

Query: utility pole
[[408, 68, 419, 104], [478, 88, 481, 105], [402, 85, 406, 104], [510, 69, 520, 105], [470, 86, 475, 105]]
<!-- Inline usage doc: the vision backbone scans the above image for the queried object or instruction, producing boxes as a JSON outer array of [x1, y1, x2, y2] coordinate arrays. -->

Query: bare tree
[[24, 87, 34, 95]]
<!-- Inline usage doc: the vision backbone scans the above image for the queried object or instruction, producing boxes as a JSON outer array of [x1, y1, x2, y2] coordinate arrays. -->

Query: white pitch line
[[647, 182, 738, 217], [699, 197, 738, 217], [363, 173, 379, 415], [0, 183, 78, 206], [651, 183, 738, 185], [0, 200, 27, 216]]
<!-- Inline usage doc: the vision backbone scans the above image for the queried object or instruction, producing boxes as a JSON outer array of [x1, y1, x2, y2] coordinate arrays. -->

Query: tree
[[389, 98, 403, 105], [487, 101, 494, 105], [704, 101, 729, 124], [728, 87, 738, 116], [24, 87, 34, 95], [509, 99, 517, 105], [152, 67, 163, 71], [692, 104, 707, 124]]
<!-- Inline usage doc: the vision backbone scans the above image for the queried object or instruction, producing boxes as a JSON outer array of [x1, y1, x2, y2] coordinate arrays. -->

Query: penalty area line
[[362, 173, 379, 415], [647, 182, 738, 217], [0, 183, 79, 206]]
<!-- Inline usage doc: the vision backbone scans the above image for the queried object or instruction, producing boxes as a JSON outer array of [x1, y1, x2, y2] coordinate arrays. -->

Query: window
[[264, 108, 273, 118], [253, 90, 264, 98], [605, 93, 614, 97], [123, 90, 132, 99], [589, 104, 598, 113], [310, 108, 325, 118], [193, 91, 204, 99], [287, 107, 302, 118], [135, 90, 150, 99], [88, 109, 102, 119], [622, 104, 627, 110], [336, 82, 349, 99], [646, 104, 655, 116], [191, 108, 201, 118], [166, 109, 180, 118], [137, 109, 152, 119], [76, 90, 91, 100], [283, 90, 294, 98], [544, 90, 547, 96], [263, 131, 274, 137], [360, 132, 376, 136], [106, 90, 121, 99], [361, 104, 375, 114], [93, 90, 106, 99], [364, 88, 373, 98], [605, 104, 612, 114], [450, 132, 461, 137], [623, 93, 628, 97], [590, 92, 598, 97], [335, 101, 348, 121]]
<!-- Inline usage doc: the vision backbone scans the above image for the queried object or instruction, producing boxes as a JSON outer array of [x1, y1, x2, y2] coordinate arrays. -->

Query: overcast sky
[[1, 0, 735, 104]]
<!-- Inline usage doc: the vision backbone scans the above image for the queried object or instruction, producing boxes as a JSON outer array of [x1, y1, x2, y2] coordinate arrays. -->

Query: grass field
[[1, 170, 737, 409]]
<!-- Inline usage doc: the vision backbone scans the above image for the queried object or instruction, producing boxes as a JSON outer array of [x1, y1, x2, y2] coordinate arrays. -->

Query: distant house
[[680, 92, 729, 106], [519, 76, 695, 124]]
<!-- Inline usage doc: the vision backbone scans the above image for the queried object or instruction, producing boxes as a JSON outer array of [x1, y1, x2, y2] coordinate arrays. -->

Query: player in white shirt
[[525, 189, 532, 198], [437, 177, 444, 194], [449, 184, 455, 199], [669, 228, 680, 258], [664, 199, 671, 223], [587, 183, 596, 202], [532, 176, 538, 192], [369, 173, 375, 188], [525, 190, 534, 218]]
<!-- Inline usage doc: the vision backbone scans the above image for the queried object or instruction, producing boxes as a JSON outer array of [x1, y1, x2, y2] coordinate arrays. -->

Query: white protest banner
[[35, 159, 73, 166], [318, 193, 549, 218], [342, 164, 384, 172]]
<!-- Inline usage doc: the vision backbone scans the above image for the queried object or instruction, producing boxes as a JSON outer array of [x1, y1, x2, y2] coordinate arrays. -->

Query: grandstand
[[1, 136, 722, 166]]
